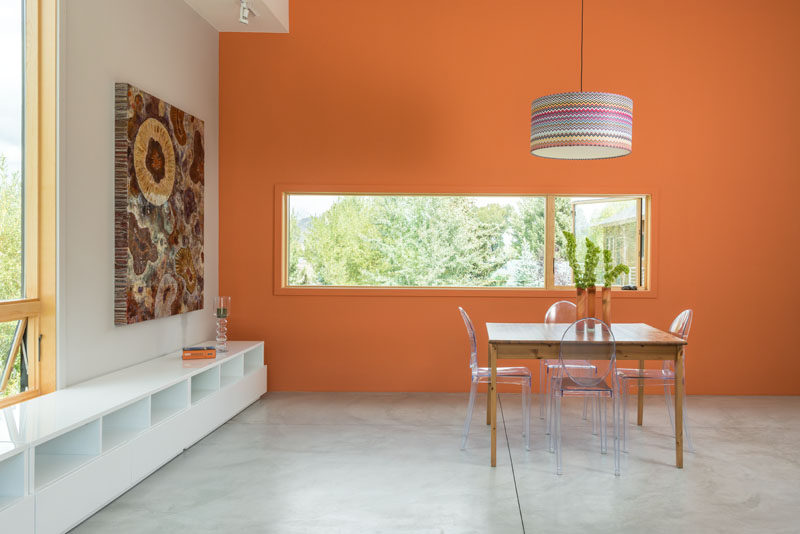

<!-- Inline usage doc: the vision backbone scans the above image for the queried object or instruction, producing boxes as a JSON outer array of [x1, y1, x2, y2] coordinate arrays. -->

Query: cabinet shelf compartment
[[102, 397, 150, 452], [220, 354, 244, 388], [34, 419, 102, 490], [151, 380, 189, 426], [0, 449, 25, 510], [244, 345, 264, 375], [191, 366, 220, 405]]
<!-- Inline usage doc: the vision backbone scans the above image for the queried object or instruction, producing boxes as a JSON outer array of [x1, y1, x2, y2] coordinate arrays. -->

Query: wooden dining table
[[485, 322, 688, 468]]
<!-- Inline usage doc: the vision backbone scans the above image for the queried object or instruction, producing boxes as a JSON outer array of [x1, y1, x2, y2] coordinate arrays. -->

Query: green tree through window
[[0, 0, 26, 399], [0, 156, 24, 398], [287, 194, 647, 289]]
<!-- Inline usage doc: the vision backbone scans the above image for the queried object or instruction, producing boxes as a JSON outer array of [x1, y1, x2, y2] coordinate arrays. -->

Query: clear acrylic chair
[[459, 307, 532, 450], [617, 309, 695, 453], [550, 318, 620, 476], [541, 301, 597, 434]]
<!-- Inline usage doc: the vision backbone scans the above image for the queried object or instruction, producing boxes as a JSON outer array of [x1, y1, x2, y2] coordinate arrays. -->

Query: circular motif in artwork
[[175, 247, 197, 294], [133, 118, 176, 206]]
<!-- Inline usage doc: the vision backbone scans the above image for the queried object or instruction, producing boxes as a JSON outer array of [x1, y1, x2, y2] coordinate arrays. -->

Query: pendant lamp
[[530, 0, 633, 160]]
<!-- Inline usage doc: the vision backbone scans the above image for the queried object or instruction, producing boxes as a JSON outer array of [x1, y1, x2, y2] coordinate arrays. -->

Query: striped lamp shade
[[530, 92, 633, 160]]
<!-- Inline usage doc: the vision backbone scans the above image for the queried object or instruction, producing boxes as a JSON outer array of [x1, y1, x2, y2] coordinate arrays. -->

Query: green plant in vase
[[563, 231, 587, 328], [601, 248, 630, 325], [582, 238, 601, 328], [581, 237, 601, 289], [562, 230, 584, 289]]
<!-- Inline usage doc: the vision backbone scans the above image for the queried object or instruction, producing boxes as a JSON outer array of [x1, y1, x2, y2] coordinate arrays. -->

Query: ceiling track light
[[239, 0, 253, 24]]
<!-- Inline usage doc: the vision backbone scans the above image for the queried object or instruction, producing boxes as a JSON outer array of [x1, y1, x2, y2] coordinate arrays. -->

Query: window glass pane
[[288, 195, 545, 287], [555, 197, 643, 287], [0, 319, 29, 400], [0, 0, 24, 301], [553, 196, 575, 286]]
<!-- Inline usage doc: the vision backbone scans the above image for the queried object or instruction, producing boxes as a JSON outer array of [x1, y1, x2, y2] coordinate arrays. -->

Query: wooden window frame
[[0, 0, 57, 409], [551, 194, 649, 290], [273, 185, 656, 299]]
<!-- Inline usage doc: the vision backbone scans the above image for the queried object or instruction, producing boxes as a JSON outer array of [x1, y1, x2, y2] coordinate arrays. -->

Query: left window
[[0, 0, 57, 407]]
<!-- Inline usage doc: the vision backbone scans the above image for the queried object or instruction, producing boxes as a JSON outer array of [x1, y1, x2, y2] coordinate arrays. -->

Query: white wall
[[59, 0, 219, 386]]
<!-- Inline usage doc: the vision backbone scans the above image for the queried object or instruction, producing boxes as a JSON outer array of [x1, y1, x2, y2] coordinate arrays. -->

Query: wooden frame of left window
[[0, 0, 57, 408]]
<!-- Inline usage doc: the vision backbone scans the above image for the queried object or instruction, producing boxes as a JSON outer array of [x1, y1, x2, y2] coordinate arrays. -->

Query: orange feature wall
[[220, 0, 800, 394]]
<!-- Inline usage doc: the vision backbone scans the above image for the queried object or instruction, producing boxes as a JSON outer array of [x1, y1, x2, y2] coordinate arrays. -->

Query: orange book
[[182, 346, 216, 360]]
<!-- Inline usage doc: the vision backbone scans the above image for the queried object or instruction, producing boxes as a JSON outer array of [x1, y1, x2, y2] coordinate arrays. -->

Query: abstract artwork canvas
[[114, 83, 204, 325]]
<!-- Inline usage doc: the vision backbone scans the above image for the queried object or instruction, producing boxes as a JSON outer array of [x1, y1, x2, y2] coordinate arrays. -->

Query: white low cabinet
[[0, 341, 266, 534]]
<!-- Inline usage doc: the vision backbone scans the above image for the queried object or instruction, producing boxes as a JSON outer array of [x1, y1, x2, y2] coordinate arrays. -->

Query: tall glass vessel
[[214, 296, 231, 352]]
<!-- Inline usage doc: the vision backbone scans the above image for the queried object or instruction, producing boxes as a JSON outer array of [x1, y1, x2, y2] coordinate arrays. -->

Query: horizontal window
[[284, 193, 649, 290]]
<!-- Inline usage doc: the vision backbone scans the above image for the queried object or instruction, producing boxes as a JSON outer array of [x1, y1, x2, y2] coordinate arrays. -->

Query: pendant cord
[[580, 0, 584, 92]]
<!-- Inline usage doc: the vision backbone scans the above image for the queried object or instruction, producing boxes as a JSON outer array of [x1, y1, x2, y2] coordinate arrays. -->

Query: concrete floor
[[71, 393, 800, 534]]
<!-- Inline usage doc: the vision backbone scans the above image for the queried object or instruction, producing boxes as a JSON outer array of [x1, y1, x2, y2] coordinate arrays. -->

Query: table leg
[[637, 360, 645, 426], [490, 343, 497, 467], [675, 348, 685, 468]]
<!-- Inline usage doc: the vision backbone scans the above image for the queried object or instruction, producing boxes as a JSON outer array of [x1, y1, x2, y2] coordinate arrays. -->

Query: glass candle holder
[[214, 296, 231, 352]]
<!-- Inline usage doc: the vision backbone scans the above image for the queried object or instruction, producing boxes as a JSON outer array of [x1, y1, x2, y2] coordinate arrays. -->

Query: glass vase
[[576, 287, 587, 333], [214, 296, 231, 352], [601, 286, 612, 325]]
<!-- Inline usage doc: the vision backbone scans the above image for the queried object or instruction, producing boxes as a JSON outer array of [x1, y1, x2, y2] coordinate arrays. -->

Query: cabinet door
[[35, 444, 131, 534], [0, 496, 34, 534], [130, 414, 187, 483]]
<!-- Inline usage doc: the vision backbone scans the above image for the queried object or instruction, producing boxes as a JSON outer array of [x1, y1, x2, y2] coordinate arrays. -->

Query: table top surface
[[486, 322, 687, 345]]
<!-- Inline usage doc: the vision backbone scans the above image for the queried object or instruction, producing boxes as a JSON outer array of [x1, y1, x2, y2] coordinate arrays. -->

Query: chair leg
[[600, 396, 608, 454], [521, 383, 527, 439], [461, 380, 478, 450], [545, 366, 552, 430], [623, 380, 629, 452], [614, 392, 621, 476], [521, 381, 529, 450], [524, 378, 531, 450], [545, 371, 552, 435], [664, 383, 675, 434], [592, 395, 599, 435], [548, 381, 556, 452], [539, 362, 546, 419], [555, 393, 563, 475], [582, 397, 589, 420]]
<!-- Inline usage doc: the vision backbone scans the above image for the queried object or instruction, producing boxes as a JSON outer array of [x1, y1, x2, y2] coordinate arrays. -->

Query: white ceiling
[[184, 0, 289, 33]]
